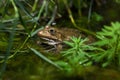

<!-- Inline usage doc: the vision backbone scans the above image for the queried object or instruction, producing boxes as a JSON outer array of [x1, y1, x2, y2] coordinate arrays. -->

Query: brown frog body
[[38, 26, 81, 41], [37, 26, 86, 53]]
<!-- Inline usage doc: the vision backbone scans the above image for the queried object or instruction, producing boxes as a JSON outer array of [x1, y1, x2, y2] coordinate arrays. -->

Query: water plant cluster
[[58, 22, 120, 70], [0, 0, 120, 80]]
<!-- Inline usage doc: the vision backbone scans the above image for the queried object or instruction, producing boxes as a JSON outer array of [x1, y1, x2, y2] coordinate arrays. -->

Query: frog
[[37, 25, 92, 53]]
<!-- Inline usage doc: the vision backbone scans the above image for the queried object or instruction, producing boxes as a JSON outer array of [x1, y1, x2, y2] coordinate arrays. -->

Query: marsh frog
[[37, 26, 85, 52]]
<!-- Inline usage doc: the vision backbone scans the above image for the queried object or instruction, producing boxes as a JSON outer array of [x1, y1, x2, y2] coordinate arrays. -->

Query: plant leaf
[[30, 47, 62, 70]]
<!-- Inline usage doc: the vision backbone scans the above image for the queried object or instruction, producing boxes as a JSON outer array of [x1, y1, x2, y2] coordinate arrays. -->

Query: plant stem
[[63, 0, 96, 36]]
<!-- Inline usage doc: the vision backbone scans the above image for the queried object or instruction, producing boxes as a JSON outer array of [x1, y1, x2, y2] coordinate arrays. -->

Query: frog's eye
[[49, 28, 56, 35]]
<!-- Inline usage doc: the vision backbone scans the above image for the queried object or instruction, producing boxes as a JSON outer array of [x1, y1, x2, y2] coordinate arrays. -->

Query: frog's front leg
[[54, 44, 63, 53], [45, 44, 62, 53]]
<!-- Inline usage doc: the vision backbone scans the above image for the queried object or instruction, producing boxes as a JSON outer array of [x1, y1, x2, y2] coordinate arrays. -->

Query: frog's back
[[58, 27, 82, 41]]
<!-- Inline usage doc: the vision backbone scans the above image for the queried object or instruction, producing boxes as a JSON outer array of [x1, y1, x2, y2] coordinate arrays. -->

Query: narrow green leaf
[[14, 0, 38, 23], [102, 62, 110, 67], [30, 27, 44, 37], [0, 22, 5, 29], [0, 41, 7, 46], [30, 48, 62, 70], [2, 0, 10, 16], [18, 11, 30, 35]]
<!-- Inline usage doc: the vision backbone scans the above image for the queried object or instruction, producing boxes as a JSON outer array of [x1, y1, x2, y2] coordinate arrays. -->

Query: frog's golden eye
[[49, 28, 56, 35]]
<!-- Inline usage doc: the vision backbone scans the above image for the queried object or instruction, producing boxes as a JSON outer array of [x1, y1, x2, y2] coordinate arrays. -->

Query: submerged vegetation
[[0, 0, 120, 80], [59, 22, 120, 70]]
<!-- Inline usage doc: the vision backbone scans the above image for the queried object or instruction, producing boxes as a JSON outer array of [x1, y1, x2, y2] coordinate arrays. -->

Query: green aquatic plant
[[56, 22, 120, 72], [55, 37, 100, 73], [92, 22, 120, 68], [61, 37, 93, 65], [30, 47, 62, 70], [1, 0, 120, 79]]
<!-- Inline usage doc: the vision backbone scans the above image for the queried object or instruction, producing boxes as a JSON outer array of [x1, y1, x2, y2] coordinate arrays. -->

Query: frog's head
[[37, 26, 63, 41]]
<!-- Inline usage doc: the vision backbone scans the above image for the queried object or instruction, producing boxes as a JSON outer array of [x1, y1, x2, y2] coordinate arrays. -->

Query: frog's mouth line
[[40, 37, 62, 45]]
